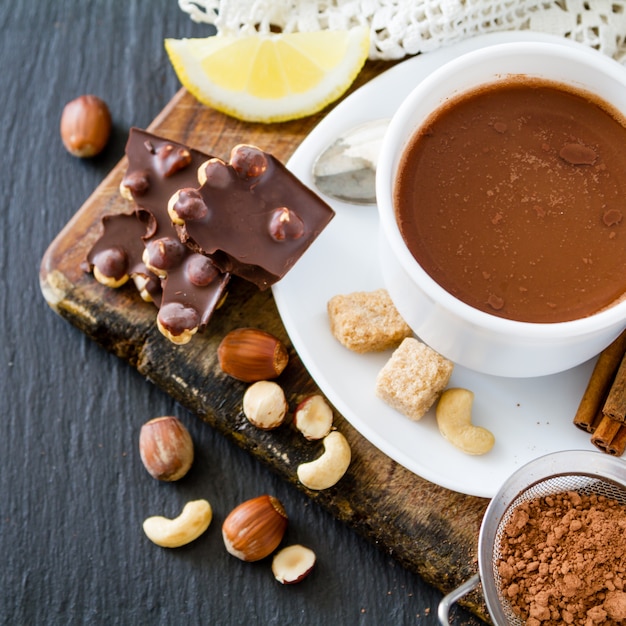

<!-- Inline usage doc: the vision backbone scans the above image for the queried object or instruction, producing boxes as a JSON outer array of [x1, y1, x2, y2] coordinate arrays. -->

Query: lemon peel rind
[[164, 27, 370, 124]]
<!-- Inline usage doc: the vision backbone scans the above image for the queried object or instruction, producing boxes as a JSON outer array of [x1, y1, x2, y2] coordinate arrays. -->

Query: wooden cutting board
[[39, 61, 491, 622]]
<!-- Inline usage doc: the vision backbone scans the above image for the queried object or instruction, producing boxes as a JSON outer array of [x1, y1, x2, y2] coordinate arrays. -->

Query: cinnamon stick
[[573, 330, 626, 432], [591, 415, 626, 456], [581, 407, 606, 435], [602, 352, 626, 424], [605, 424, 626, 456]]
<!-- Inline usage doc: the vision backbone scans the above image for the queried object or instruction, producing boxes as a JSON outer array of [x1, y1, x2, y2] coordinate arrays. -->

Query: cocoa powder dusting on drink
[[497, 491, 626, 625]]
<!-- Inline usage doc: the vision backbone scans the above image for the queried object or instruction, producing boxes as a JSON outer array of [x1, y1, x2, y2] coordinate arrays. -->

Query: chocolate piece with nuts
[[122, 128, 230, 344], [83, 210, 160, 300], [122, 128, 230, 343], [120, 128, 210, 209], [170, 144, 335, 290], [156, 252, 229, 345], [84, 129, 230, 343]]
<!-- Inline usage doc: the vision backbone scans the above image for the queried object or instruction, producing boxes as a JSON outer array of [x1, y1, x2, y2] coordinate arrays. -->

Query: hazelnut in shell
[[139, 416, 194, 481], [218, 328, 289, 382], [60, 94, 112, 158], [222, 494, 288, 562]]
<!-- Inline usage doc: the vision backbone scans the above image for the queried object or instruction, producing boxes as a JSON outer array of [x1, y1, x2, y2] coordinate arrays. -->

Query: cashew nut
[[435, 388, 495, 455], [143, 499, 212, 548], [296, 431, 351, 490]]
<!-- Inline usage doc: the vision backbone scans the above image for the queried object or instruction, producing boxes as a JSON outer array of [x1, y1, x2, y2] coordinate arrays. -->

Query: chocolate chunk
[[123, 128, 210, 219], [86, 130, 333, 342], [123, 128, 231, 337], [84, 211, 157, 291], [176, 144, 335, 289], [162, 253, 230, 330]]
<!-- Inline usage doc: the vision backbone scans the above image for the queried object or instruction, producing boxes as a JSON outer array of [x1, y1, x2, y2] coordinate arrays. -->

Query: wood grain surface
[[39, 64, 490, 621]]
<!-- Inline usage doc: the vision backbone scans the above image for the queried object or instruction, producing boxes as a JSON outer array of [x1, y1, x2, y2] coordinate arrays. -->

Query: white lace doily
[[178, 0, 626, 64]]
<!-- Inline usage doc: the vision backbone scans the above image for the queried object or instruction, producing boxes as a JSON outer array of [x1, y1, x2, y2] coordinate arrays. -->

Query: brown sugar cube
[[327, 289, 412, 353], [375, 338, 454, 421]]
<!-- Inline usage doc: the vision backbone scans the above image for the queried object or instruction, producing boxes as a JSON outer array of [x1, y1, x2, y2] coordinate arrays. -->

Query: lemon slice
[[164, 27, 370, 123]]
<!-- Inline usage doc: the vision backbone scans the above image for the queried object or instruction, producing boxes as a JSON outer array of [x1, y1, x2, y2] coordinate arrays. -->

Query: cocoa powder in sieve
[[496, 490, 626, 625]]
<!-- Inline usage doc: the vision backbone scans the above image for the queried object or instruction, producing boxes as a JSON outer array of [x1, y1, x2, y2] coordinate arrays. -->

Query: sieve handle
[[437, 573, 481, 625]]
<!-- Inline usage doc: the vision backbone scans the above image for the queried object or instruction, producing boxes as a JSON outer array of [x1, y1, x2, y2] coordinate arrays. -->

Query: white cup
[[376, 41, 626, 377]]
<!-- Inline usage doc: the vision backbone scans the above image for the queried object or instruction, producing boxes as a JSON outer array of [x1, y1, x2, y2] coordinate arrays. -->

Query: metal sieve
[[438, 450, 626, 625]]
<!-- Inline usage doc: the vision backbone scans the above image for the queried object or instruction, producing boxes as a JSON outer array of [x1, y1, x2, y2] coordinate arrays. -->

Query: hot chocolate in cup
[[376, 41, 626, 378]]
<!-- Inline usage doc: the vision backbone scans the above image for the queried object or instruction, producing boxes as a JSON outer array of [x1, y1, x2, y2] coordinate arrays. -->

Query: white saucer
[[273, 31, 602, 498]]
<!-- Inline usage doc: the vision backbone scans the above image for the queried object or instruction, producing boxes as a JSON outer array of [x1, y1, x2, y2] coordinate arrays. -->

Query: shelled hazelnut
[[242, 381, 288, 430], [293, 395, 333, 440], [272, 544, 316, 584]]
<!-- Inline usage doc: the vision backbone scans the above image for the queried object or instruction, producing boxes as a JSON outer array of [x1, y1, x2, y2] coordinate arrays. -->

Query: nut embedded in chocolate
[[143, 236, 187, 276], [157, 302, 201, 345], [185, 254, 220, 287], [230, 144, 268, 180], [122, 170, 150, 196], [133, 272, 162, 304], [172, 188, 209, 222], [155, 143, 192, 177], [199, 158, 235, 188], [171, 144, 335, 289], [84, 211, 156, 293], [124, 128, 213, 216], [268, 207, 305, 242], [92, 246, 128, 281]]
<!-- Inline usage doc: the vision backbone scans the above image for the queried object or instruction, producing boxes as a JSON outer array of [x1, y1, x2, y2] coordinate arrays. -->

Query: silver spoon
[[311, 118, 389, 205]]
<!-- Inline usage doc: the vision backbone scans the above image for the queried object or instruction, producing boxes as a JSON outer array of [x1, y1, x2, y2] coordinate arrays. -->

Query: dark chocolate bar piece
[[122, 128, 211, 229], [83, 210, 161, 302], [122, 128, 231, 343], [84, 129, 231, 343], [170, 144, 335, 290], [156, 252, 230, 344]]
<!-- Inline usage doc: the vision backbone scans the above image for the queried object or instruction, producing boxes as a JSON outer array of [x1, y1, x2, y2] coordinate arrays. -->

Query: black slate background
[[1, 2, 483, 624]]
